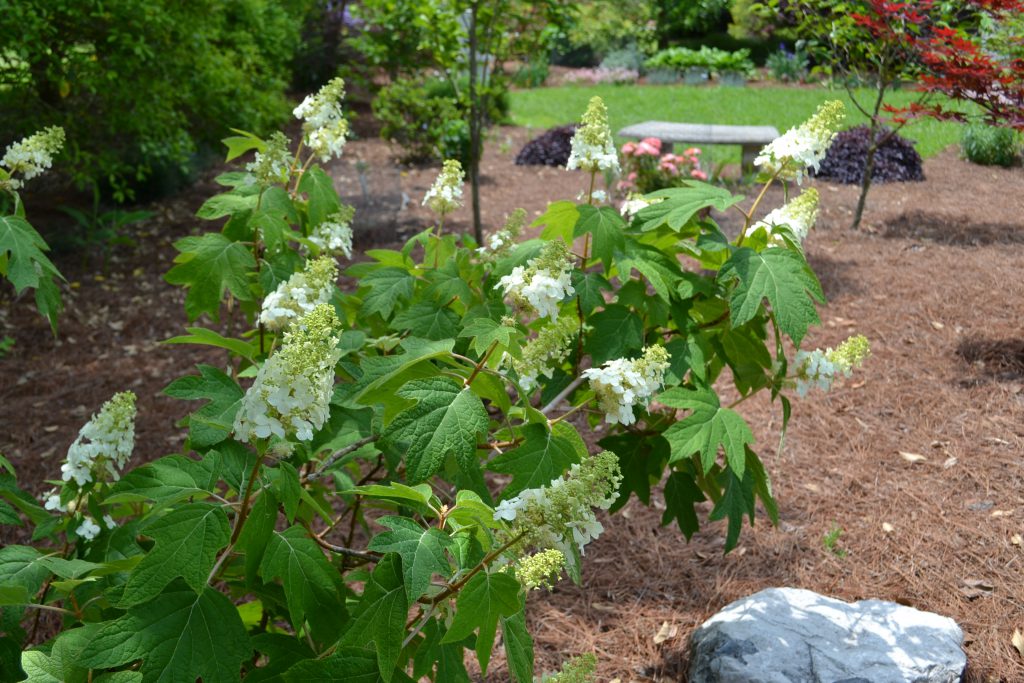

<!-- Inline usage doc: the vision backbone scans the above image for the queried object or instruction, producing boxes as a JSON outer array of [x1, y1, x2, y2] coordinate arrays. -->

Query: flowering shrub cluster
[[0, 87, 868, 681], [812, 125, 925, 184], [618, 136, 707, 196]]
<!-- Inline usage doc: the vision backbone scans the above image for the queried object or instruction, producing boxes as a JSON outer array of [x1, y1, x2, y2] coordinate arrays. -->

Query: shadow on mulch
[[955, 336, 1024, 382], [882, 211, 1024, 246], [806, 251, 863, 299]]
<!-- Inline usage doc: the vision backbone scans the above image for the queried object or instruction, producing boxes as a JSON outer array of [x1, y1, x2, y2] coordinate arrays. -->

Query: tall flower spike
[[260, 256, 338, 331], [478, 208, 527, 259], [1, 126, 65, 190], [234, 304, 342, 442], [746, 188, 820, 245], [309, 205, 356, 259], [755, 100, 845, 183], [61, 391, 137, 487], [567, 97, 620, 174], [793, 334, 870, 397], [512, 316, 578, 392], [583, 346, 670, 425], [294, 78, 349, 162], [497, 240, 575, 320], [246, 132, 292, 186], [422, 159, 465, 216]]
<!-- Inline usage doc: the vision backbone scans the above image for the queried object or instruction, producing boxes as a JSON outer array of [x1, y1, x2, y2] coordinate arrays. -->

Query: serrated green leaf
[[0, 215, 62, 292], [163, 326, 256, 360], [0, 498, 19, 525], [618, 241, 683, 302], [0, 546, 48, 595], [381, 378, 488, 483], [299, 167, 341, 228], [709, 469, 757, 552], [107, 452, 221, 506], [1, 636, 26, 682], [121, 503, 229, 606], [531, 200, 579, 242], [489, 423, 580, 499], [745, 446, 778, 525], [391, 303, 460, 340], [501, 608, 534, 683], [662, 469, 706, 539], [368, 517, 452, 600], [346, 338, 455, 408], [424, 259, 475, 304], [584, 304, 644, 365], [598, 433, 669, 511], [78, 583, 251, 683], [221, 132, 265, 162], [359, 267, 416, 320], [459, 318, 522, 357], [341, 555, 408, 682], [0, 584, 28, 605], [163, 365, 244, 447], [195, 188, 258, 221], [718, 247, 824, 344], [259, 526, 345, 638], [661, 387, 754, 477], [636, 182, 744, 232], [574, 205, 625, 270], [571, 271, 611, 315], [165, 233, 256, 321], [283, 646, 414, 683], [440, 571, 520, 673]]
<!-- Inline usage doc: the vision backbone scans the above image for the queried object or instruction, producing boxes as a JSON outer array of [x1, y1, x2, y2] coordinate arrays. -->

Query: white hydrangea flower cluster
[[497, 240, 575, 320], [294, 77, 349, 162], [60, 391, 137, 487], [234, 304, 342, 442], [512, 316, 578, 392], [583, 346, 671, 425], [793, 334, 870, 397], [746, 188, 820, 245], [422, 159, 465, 216], [514, 548, 566, 590], [77, 517, 102, 541], [44, 489, 66, 512], [620, 193, 661, 220], [477, 209, 526, 259], [567, 96, 620, 174], [260, 256, 338, 331], [309, 206, 355, 259], [755, 100, 846, 183], [1, 126, 65, 190], [246, 132, 292, 186], [494, 450, 622, 557]]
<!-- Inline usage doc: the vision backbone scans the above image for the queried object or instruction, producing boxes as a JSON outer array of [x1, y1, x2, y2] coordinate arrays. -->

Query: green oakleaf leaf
[[283, 646, 414, 683], [618, 241, 684, 302], [165, 233, 256, 322], [341, 554, 408, 682], [441, 571, 521, 673], [359, 267, 416, 320], [571, 271, 612, 315], [424, 259, 475, 304], [459, 318, 523, 357], [107, 452, 222, 506], [163, 365, 244, 447], [709, 469, 756, 552], [661, 387, 754, 477], [78, 583, 251, 683], [501, 608, 534, 683], [0, 215, 61, 293], [584, 304, 644, 365], [299, 167, 342, 228], [574, 205, 625, 270], [489, 423, 580, 499], [0, 546, 48, 596], [391, 303, 460, 340], [662, 469, 706, 539], [121, 503, 229, 606], [381, 378, 488, 483], [598, 433, 670, 511], [532, 200, 579, 243], [368, 517, 453, 601], [718, 247, 825, 344], [636, 182, 744, 232]]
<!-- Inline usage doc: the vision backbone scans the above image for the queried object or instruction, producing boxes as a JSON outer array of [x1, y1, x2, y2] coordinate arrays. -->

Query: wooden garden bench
[[617, 122, 780, 174]]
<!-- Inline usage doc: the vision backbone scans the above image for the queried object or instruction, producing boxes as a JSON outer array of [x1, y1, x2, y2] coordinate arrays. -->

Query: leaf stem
[[465, 340, 499, 387], [541, 375, 586, 415], [304, 435, 380, 483]]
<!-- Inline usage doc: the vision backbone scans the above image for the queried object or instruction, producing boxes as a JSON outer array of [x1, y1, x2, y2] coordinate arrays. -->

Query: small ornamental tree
[[0, 85, 869, 680]]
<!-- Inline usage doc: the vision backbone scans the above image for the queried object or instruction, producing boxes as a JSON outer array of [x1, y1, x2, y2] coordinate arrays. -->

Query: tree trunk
[[851, 130, 879, 231], [467, 3, 484, 245]]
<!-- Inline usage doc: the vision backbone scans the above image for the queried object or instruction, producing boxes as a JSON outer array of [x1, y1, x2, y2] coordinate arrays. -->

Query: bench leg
[[741, 144, 758, 175]]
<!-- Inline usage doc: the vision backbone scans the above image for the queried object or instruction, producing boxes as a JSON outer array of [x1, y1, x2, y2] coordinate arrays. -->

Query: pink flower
[[661, 153, 680, 165], [641, 137, 663, 152], [636, 141, 660, 156], [684, 147, 701, 156], [627, 172, 638, 181], [660, 161, 680, 176], [690, 169, 708, 181], [621, 142, 637, 156], [617, 179, 636, 191]]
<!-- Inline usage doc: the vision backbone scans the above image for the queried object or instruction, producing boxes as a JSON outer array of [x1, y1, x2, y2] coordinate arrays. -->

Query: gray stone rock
[[689, 587, 966, 683]]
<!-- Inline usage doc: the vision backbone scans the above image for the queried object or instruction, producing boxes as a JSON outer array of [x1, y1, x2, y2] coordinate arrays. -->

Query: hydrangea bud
[[260, 256, 338, 331], [793, 334, 870, 396], [294, 78, 349, 162], [746, 188, 820, 245], [478, 208, 527, 259], [512, 316, 578, 392], [515, 548, 566, 590], [309, 206, 355, 259], [583, 346, 670, 425], [422, 159, 465, 216], [497, 240, 575, 320], [234, 304, 342, 442], [494, 450, 622, 557], [61, 391, 137, 486], [755, 100, 845, 183], [1, 126, 65, 190], [246, 132, 292, 186], [567, 97, 620, 174]]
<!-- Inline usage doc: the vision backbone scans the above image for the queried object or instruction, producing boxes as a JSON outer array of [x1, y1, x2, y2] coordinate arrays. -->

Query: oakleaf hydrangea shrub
[[0, 89, 869, 681], [516, 124, 579, 167], [812, 124, 925, 184]]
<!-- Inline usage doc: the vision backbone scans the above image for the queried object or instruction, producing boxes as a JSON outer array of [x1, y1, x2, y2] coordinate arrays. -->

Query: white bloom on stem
[[755, 100, 845, 183], [793, 334, 870, 396], [294, 78, 349, 162], [246, 132, 292, 186], [43, 489, 66, 513], [620, 193, 659, 219], [260, 257, 338, 331], [497, 240, 575, 320], [512, 316, 578, 392], [746, 188, 820, 245], [583, 346, 670, 425], [234, 304, 342, 443], [567, 97, 620, 174], [61, 392, 137, 486], [103, 514, 117, 529], [422, 159, 465, 216], [309, 207, 355, 259], [77, 517, 102, 541], [1, 126, 65, 189]]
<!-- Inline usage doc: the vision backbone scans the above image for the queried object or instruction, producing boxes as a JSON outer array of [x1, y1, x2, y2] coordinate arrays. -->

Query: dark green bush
[[0, 0, 317, 201], [373, 78, 470, 165], [961, 123, 1020, 167]]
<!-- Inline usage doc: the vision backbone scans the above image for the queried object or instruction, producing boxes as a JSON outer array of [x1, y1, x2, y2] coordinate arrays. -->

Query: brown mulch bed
[[2, 128, 1023, 681]]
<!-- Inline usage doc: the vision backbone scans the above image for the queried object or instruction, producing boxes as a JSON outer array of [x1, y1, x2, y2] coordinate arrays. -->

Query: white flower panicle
[[1, 126, 65, 190], [260, 256, 338, 331], [620, 193, 661, 220], [60, 391, 137, 487], [494, 450, 622, 557], [755, 100, 845, 182], [234, 304, 342, 443], [746, 188, 820, 245], [497, 240, 575, 320], [294, 78, 349, 162], [793, 334, 870, 397], [43, 488, 66, 513], [309, 205, 355, 259], [567, 97, 620, 174], [422, 159, 465, 216], [515, 549, 566, 590], [478, 208, 527, 259], [512, 316, 579, 392], [583, 346, 670, 425], [77, 517, 102, 541], [246, 132, 292, 186]]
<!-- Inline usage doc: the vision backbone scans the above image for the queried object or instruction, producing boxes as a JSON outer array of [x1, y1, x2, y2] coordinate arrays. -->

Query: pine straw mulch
[[1, 128, 1022, 682]]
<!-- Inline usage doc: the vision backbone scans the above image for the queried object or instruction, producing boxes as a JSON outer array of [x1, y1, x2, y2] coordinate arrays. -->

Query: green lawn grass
[[508, 83, 963, 165]]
